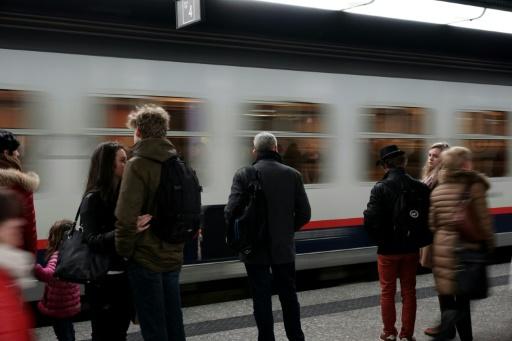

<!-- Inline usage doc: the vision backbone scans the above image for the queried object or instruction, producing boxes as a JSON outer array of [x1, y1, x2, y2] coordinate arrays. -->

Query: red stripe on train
[[35, 206, 512, 250], [37, 239, 48, 250], [302, 218, 364, 230], [301, 206, 512, 231], [490, 207, 512, 215]]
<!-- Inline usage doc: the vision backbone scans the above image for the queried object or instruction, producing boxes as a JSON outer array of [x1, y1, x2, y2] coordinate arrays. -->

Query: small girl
[[34, 220, 81, 341]]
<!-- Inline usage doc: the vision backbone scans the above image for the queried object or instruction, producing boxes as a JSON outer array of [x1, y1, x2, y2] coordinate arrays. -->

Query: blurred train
[[0, 48, 511, 300]]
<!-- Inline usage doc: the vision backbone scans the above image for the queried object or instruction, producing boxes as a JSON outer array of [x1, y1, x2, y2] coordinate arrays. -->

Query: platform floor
[[35, 262, 512, 341]]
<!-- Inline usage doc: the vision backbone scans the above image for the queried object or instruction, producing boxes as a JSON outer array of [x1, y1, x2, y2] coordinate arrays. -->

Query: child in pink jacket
[[34, 220, 80, 341]]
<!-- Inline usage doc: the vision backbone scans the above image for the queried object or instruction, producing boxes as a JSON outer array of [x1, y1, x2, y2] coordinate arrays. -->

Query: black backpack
[[385, 177, 432, 248], [226, 166, 267, 255], [145, 155, 202, 243]]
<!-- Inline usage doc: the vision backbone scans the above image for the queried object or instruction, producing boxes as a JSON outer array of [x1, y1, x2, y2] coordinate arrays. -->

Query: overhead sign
[[176, 0, 201, 29]]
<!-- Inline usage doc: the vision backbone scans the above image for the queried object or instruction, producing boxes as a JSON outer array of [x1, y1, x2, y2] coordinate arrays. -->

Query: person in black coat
[[81, 141, 139, 341], [225, 132, 311, 341], [364, 145, 430, 341]]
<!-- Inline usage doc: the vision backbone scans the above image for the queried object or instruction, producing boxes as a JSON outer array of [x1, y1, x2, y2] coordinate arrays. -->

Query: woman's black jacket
[[81, 191, 125, 272]]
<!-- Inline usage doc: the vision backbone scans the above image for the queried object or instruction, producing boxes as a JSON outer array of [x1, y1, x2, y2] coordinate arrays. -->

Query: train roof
[[1, 0, 512, 84]]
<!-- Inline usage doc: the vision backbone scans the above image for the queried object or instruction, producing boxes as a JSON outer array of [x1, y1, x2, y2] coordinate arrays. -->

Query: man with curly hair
[[115, 104, 186, 341]]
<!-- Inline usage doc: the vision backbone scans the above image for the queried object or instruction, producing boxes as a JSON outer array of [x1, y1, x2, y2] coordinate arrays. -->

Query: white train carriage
[[0, 48, 511, 293]]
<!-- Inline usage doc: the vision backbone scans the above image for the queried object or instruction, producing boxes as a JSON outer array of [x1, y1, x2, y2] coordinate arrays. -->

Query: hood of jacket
[[0, 168, 39, 192], [438, 169, 490, 191], [0, 244, 35, 289], [131, 138, 177, 162]]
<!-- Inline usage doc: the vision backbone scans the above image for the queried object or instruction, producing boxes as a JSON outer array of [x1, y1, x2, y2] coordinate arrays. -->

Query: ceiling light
[[247, 0, 371, 11], [345, 0, 484, 25], [450, 8, 512, 34]]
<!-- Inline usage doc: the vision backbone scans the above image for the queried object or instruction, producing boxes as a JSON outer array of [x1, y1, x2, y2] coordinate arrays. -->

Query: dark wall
[[1, 0, 512, 84]]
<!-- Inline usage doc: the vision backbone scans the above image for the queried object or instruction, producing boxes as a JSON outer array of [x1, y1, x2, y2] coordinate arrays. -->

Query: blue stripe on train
[[296, 213, 512, 255], [36, 210, 512, 265], [186, 212, 512, 264]]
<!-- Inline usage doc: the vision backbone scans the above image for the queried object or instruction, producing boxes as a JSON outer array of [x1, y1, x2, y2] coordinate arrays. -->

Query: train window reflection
[[93, 96, 205, 131], [461, 139, 508, 177], [93, 95, 208, 185], [98, 135, 209, 185], [458, 111, 508, 136], [98, 136, 134, 150], [243, 102, 325, 133], [363, 138, 426, 181], [0, 89, 30, 128], [362, 106, 427, 134], [240, 137, 328, 184], [457, 110, 509, 177]]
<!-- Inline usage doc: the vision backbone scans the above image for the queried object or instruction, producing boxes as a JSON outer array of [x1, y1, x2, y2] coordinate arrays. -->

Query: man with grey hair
[[253, 131, 277, 152], [225, 131, 311, 341]]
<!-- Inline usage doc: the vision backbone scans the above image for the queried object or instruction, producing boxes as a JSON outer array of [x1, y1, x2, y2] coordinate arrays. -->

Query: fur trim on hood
[[438, 169, 490, 191], [0, 168, 39, 192]]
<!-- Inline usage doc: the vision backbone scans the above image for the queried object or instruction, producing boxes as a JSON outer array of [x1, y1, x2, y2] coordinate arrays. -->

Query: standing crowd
[[364, 142, 494, 341], [0, 103, 500, 341]]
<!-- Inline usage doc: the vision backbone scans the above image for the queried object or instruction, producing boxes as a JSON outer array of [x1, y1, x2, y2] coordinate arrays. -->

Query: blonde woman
[[429, 147, 494, 341], [422, 142, 450, 190], [420, 142, 449, 268], [421, 142, 450, 337], [420, 142, 450, 266]]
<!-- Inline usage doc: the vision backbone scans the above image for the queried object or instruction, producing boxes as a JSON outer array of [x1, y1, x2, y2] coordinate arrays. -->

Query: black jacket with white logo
[[364, 168, 429, 255]]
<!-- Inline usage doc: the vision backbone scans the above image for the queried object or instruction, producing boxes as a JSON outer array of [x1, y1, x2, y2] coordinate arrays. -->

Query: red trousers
[[378, 253, 419, 339]]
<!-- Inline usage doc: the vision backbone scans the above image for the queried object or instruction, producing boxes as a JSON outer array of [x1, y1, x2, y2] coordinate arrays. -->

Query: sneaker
[[379, 333, 397, 341]]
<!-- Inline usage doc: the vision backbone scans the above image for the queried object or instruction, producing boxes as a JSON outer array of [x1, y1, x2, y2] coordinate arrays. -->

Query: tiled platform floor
[[35, 262, 512, 341]]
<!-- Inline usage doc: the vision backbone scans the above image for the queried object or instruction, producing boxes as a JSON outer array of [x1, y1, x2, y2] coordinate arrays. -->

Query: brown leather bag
[[419, 245, 433, 268], [453, 183, 482, 242]]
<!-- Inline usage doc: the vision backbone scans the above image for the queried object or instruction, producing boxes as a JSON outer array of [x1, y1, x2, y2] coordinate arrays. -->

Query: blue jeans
[[52, 318, 75, 341], [127, 262, 185, 341]]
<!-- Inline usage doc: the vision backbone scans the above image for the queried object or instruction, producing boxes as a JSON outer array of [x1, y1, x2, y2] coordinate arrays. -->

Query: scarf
[[0, 244, 35, 289]]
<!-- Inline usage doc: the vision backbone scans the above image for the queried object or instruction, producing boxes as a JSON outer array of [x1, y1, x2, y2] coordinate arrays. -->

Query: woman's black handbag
[[455, 245, 488, 300], [54, 198, 110, 284]]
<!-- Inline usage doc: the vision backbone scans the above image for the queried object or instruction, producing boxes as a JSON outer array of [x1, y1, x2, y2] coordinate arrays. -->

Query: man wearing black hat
[[364, 145, 430, 341]]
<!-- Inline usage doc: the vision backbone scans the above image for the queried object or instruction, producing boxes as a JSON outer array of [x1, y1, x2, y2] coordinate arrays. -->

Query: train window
[[240, 102, 330, 184], [0, 89, 31, 128], [99, 135, 209, 182], [93, 96, 205, 131], [457, 110, 509, 177], [243, 102, 324, 133], [239, 137, 328, 184], [92, 96, 209, 184], [457, 110, 507, 136], [98, 136, 134, 149], [361, 106, 430, 182], [0, 90, 46, 188], [363, 138, 426, 181], [362, 106, 427, 134], [459, 139, 508, 177]]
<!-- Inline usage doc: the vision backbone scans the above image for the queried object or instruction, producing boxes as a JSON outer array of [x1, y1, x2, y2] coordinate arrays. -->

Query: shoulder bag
[[54, 196, 110, 284], [453, 183, 489, 299]]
